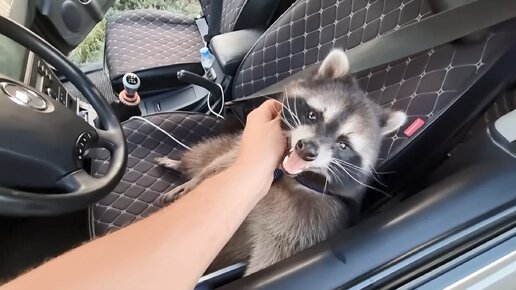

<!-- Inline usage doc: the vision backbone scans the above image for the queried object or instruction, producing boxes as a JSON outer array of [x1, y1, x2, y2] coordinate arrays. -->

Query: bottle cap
[[200, 47, 210, 57]]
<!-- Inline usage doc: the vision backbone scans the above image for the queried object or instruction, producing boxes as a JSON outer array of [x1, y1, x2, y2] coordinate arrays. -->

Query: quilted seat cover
[[104, 0, 250, 91], [231, 0, 514, 163], [91, 113, 223, 236], [104, 10, 205, 86], [200, 0, 213, 24], [93, 0, 516, 237]]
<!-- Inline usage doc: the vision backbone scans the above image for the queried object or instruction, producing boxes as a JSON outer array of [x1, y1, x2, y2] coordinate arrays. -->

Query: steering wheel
[[0, 16, 127, 215]]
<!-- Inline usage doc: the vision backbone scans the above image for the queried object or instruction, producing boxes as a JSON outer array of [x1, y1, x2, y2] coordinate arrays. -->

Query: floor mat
[[63, 69, 117, 103], [0, 210, 90, 283]]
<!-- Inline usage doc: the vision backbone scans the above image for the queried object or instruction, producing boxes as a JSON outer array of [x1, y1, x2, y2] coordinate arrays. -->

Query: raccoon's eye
[[337, 141, 348, 150], [307, 111, 317, 122]]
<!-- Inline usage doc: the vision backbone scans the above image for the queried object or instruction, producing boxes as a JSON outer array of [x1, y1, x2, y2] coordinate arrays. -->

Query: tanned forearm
[[3, 164, 270, 290], [3, 100, 285, 290]]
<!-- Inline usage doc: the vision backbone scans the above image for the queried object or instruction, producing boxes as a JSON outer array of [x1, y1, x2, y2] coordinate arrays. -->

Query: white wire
[[207, 83, 225, 119], [129, 116, 192, 150], [129, 84, 224, 150]]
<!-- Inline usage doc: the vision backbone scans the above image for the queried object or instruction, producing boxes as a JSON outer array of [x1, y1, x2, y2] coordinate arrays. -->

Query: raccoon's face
[[280, 50, 407, 186]]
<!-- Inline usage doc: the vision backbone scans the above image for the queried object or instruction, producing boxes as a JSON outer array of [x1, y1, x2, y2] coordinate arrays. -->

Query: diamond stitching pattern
[[354, 32, 505, 161], [92, 113, 223, 235], [220, 0, 248, 33], [200, 0, 212, 22], [233, 0, 432, 99], [105, 10, 204, 80], [94, 0, 512, 238], [231, 0, 509, 163]]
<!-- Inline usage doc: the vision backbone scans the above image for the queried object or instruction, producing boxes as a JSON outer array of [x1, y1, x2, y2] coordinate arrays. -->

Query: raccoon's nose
[[295, 139, 318, 161]]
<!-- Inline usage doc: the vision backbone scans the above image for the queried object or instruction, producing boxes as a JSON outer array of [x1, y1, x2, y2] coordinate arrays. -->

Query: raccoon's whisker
[[331, 159, 387, 187], [338, 164, 392, 198], [282, 91, 301, 125], [323, 177, 328, 195], [270, 100, 296, 130], [280, 117, 295, 130], [335, 159, 394, 175], [279, 109, 295, 130], [332, 158, 385, 180], [283, 101, 300, 127], [370, 167, 397, 175], [293, 92, 300, 125], [335, 163, 388, 189], [331, 159, 368, 172], [330, 159, 371, 178], [282, 118, 295, 130], [326, 166, 344, 184], [266, 96, 299, 129], [287, 98, 301, 126], [330, 161, 367, 184], [324, 167, 336, 183]]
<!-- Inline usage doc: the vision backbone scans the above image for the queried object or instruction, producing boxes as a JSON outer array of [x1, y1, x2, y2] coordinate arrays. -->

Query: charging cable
[[128, 84, 225, 150], [207, 83, 225, 119], [129, 116, 192, 150]]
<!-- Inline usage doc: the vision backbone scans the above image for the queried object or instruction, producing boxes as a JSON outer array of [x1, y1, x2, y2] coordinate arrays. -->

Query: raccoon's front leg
[[160, 176, 203, 203], [160, 149, 238, 204], [155, 157, 181, 171]]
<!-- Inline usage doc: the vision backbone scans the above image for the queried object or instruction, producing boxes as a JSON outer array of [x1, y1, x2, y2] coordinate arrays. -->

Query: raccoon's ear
[[316, 49, 350, 80], [379, 109, 407, 135]]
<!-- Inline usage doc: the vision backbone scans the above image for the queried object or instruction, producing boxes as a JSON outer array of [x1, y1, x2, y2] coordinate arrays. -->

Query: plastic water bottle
[[200, 47, 217, 81]]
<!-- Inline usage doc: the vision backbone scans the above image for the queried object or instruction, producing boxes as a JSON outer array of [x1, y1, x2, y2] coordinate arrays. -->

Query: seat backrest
[[232, 0, 433, 99], [200, 0, 213, 22], [205, 0, 280, 36], [230, 0, 516, 176]]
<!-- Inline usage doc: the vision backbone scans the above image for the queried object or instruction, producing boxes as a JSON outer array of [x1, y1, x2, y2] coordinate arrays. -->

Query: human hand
[[232, 100, 286, 187]]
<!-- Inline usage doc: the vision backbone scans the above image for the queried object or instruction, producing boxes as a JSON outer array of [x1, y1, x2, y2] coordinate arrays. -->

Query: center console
[[28, 53, 76, 109]]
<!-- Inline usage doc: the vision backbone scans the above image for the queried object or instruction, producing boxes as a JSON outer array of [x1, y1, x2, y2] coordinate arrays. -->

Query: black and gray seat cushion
[[91, 113, 223, 236], [104, 10, 205, 93], [93, 0, 516, 237]]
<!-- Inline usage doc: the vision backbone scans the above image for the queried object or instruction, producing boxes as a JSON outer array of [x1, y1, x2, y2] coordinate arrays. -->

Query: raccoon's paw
[[155, 157, 181, 170], [159, 178, 199, 205], [159, 188, 186, 205]]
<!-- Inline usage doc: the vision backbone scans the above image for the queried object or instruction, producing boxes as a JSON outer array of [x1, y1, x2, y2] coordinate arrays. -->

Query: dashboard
[[0, 0, 95, 125], [0, 42, 82, 116]]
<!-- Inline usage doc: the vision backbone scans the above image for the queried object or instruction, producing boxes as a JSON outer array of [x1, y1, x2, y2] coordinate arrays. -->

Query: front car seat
[[104, 0, 280, 94], [91, 0, 516, 271]]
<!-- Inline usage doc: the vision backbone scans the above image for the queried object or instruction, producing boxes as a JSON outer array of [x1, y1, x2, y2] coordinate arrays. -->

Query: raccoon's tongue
[[281, 151, 308, 175]]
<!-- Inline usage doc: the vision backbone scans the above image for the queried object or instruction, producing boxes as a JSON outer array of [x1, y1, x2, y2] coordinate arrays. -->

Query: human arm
[[2, 100, 285, 290]]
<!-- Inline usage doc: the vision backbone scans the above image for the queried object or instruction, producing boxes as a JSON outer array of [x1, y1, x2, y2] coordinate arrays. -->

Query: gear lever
[[110, 72, 142, 122]]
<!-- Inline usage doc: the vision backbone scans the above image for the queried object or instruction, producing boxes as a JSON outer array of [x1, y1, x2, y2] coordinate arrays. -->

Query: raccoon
[[156, 49, 407, 275]]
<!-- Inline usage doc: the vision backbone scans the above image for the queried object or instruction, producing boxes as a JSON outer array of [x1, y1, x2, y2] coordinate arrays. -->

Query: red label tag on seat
[[403, 118, 425, 137]]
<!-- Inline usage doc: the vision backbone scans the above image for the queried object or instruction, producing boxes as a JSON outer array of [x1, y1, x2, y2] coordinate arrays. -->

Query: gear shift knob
[[122, 73, 140, 96], [111, 72, 142, 122]]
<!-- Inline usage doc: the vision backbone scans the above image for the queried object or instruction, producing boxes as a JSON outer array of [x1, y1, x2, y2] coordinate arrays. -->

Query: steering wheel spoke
[[57, 169, 95, 193], [96, 129, 121, 151]]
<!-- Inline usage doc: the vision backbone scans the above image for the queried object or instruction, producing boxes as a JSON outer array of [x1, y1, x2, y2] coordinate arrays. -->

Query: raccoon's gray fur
[[156, 49, 407, 275]]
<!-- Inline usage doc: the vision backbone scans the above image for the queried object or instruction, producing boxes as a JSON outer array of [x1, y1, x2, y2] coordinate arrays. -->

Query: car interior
[[0, 0, 515, 289]]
